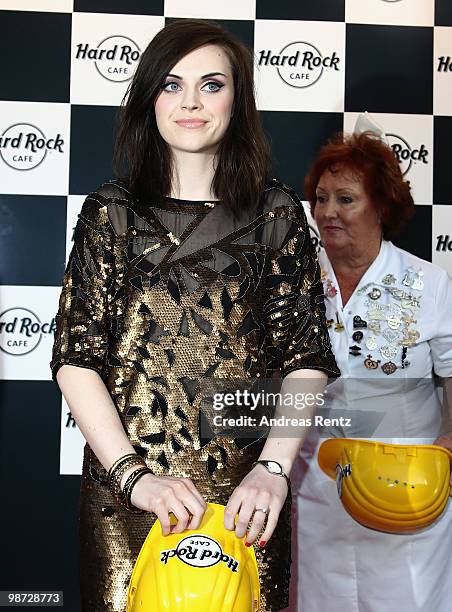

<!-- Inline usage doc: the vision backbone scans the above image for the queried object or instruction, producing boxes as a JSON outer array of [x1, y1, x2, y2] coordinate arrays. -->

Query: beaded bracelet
[[122, 466, 153, 514]]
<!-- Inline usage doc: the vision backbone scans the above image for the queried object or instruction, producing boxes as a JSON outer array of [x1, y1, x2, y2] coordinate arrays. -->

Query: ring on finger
[[254, 506, 268, 514]]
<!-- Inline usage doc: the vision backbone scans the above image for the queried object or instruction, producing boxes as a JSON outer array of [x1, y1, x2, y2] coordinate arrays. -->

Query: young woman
[[51, 20, 339, 611]]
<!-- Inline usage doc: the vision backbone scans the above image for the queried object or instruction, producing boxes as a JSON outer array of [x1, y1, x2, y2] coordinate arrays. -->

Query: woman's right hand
[[129, 473, 207, 535]]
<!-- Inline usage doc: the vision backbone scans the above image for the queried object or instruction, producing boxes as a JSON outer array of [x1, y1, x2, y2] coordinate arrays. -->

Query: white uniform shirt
[[318, 240, 452, 441]]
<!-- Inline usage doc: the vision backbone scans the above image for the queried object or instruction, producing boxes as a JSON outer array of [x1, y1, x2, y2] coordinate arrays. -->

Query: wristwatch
[[252, 460, 290, 485]]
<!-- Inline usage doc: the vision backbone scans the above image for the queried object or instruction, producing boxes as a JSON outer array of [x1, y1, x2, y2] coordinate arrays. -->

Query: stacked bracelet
[[122, 466, 153, 514], [107, 453, 147, 504]]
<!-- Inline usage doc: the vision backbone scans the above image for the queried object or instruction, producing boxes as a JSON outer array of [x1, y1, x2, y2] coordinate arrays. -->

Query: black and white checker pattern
[[0, 1, 451, 480]]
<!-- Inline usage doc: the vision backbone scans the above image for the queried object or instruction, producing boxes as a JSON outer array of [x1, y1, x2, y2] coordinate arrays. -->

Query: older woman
[[292, 131, 452, 612], [50, 19, 339, 612]]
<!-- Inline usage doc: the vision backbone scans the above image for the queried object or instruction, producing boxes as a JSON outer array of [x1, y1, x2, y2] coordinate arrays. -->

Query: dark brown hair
[[113, 19, 271, 216], [305, 131, 415, 239]]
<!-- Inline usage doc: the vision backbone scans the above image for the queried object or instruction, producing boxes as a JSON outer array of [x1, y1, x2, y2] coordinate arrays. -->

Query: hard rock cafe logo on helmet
[[258, 41, 340, 89], [75, 35, 141, 83], [335, 462, 351, 498], [0, 308, 56, 356], [386, 133, 429, 176], [0, 123, 65, 171], [160, 535, 239, 573]]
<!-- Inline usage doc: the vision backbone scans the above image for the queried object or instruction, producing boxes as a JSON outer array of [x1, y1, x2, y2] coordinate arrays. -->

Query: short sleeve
[[262, 185, 340, 379], [430, 270, 452, 378], [50, 192, 116, 381]]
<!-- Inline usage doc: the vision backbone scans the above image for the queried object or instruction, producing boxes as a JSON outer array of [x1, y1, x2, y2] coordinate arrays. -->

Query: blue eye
[[162, 81, 181, 93], [202, 81, 223, 92]]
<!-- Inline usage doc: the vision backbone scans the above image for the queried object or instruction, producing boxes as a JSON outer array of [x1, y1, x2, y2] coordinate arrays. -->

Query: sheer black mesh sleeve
[[50, 191, 117, 381], [261, 183, 340, 379]]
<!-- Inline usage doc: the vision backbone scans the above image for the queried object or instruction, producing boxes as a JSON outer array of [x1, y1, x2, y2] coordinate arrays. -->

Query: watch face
[[266, 461, 281, 474]]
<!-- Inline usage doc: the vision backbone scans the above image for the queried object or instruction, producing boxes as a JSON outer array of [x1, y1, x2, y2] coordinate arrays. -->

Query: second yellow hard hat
[[318, 438, 452, 534]]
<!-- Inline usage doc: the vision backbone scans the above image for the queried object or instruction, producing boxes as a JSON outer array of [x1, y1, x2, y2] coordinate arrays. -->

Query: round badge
[[364, 355, 380, 370], [352, 331, 364, 343], [381, 361, 397, 375], [368, 288, 382, 300]]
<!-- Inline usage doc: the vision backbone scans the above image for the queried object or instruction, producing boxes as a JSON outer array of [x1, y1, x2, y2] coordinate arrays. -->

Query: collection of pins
[[322, 267, 423, 375]]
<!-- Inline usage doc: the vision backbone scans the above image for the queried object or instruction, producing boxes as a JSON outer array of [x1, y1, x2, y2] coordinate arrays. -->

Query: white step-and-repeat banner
[[0, 0, 451, 475]]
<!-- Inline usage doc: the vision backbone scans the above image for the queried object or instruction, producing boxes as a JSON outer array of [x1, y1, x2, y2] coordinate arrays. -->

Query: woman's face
[[154, 44, 234, 156], [314, 168, 382, 255]]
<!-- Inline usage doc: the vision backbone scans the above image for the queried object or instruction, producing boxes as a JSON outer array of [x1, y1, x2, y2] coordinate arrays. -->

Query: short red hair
[[305, 131, 415, 239]]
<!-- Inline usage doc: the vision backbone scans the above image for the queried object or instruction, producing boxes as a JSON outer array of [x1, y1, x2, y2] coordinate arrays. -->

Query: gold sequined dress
[[51, 179, 339, 611]]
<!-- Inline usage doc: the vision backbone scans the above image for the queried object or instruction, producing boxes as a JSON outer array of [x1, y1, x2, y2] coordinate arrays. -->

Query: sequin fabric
[[51, 179, 339, 611]]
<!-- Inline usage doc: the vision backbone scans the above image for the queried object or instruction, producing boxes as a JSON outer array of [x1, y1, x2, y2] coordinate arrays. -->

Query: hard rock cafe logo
[[160, 535, 239, 572], [386, 133, 429, 176], [0, 308, 56, 356], [335, 463, 351, 498], [436, 235, 452, 252], [75, 35, 141, 82], [0, 123, 65, 171], [438, 57, 452, 73], [258, 42, 341, 89], [309, 223, 323, 253]]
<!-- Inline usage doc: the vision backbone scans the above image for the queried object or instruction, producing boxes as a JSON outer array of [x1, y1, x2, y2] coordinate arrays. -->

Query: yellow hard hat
[[126, 502, 260, 611], [318, 438, 452, 534]]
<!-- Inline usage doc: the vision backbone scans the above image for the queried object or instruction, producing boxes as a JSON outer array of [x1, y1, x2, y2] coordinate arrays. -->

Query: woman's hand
[[224, 464, 288, 547], [130, 473, 207, 535], [434, 433, 452, 496]]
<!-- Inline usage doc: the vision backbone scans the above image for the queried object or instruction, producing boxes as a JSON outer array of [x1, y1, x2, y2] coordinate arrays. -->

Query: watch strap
[[252, 460, 290, 485]]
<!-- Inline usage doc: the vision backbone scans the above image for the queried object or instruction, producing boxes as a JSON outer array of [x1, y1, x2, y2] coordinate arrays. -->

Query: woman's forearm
[[56, 365, 136, 472], [257, 369, 327, 474]]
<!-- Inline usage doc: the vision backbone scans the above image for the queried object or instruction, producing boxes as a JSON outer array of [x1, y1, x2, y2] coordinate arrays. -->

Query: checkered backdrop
[[0, 0, 451, 605]]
